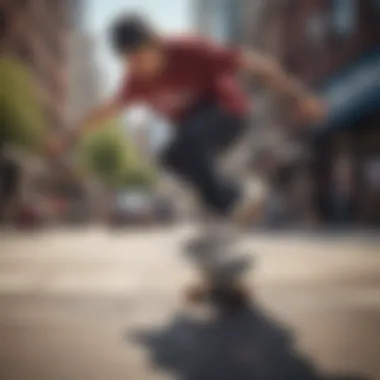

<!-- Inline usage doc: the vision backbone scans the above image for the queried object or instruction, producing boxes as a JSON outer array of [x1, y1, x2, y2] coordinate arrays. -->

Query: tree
[[0, 57, 46, 152], [79, 119, 157, 189], [80, 120, 155, 189], [79, 121, 129, 187]]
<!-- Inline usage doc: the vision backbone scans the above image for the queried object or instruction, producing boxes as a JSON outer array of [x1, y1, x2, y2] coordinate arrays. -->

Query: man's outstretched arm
[[47, 97, 123, 157], [239, 50, 325, 122]]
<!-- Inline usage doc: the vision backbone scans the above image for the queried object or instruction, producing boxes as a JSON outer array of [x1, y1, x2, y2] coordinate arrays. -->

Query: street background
[[1, 0, 380, 379]]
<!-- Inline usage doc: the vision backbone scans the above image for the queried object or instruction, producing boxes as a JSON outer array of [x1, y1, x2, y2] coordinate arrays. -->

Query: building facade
[[264, 0, 380, 226], [249, 0, 380, 226], [67, 22, 102, 124], [0, 0, 93, 224], [194, 0, 380, 227], [193, 0, 246, 44], [1, 0, 80, 131]]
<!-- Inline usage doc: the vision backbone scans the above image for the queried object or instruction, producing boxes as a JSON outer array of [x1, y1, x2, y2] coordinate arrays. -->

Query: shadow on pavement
[[129, 303, 369, 380]]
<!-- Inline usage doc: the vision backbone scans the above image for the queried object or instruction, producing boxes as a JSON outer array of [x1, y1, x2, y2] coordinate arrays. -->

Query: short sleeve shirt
[[117, 36, 250, 124]]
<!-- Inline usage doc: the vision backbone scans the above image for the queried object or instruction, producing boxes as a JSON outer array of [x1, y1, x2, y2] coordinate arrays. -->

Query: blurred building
[[194, 0, 380, 227], [0, 0, 96, 224], [193, 0, 246, 44], [0, 0, 81, 131], [258, 0, 380, 225], [67, 26, 102, 124], [65, 3, 107, 222]]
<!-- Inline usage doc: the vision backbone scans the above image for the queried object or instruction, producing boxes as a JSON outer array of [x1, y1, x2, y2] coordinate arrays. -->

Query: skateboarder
[[52, 14, 323, 221], [48, 14, 325, 303]]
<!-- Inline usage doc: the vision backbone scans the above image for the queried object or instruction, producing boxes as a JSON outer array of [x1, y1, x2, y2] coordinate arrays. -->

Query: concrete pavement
[[0, 226, 379, 380]]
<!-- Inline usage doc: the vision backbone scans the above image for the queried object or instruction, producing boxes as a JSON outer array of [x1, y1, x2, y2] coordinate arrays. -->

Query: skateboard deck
[[183, 237, 254, 309]]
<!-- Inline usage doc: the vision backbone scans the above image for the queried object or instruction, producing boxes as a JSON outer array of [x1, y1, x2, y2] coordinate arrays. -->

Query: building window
[[331, 0, 357, 37]]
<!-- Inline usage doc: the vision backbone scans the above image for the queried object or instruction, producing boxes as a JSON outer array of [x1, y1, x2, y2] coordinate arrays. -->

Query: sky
[[85, 0, 193, 97]]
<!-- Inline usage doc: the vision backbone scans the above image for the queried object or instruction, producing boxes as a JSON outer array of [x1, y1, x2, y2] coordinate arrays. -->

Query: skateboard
[[183, 236, 254, 311]]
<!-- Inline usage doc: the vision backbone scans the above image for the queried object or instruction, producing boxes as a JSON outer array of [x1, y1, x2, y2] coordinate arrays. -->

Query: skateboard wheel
[[184, 283, 208, 305]]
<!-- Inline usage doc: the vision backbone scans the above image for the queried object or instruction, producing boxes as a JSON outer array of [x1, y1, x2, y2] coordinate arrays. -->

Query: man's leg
[[161, 105, 261, 302], [161, 105, 245, 216]]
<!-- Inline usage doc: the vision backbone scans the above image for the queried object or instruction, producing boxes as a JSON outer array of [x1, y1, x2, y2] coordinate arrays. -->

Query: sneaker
[[232, 178, 268, 228], [185, 232, 235, 256], [214, 254, 253, 283]]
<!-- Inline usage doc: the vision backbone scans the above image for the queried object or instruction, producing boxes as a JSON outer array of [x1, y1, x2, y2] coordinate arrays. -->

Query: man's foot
[[215, 254, 253, 281], [184, 232, 235, 256], [232, 178, 268, 228]]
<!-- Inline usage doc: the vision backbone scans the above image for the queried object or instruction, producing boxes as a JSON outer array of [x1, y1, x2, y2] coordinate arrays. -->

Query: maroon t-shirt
[[118, 36, 250, 124]]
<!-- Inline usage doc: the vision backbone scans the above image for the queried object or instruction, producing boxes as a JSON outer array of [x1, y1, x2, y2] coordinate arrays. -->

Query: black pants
[[161, 103, 247, 216]]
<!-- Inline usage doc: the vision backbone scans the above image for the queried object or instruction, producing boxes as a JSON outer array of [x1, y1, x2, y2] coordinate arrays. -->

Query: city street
[[0, 226, 379, 380]]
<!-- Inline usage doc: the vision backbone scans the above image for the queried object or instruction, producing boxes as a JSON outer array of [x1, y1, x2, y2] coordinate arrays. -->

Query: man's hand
[[294, 96, 327, 125], [45, 98, 122, 160]]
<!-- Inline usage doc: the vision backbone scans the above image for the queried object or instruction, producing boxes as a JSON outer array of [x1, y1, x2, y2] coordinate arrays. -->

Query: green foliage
[[0, 57, 46, 151], [79, 119, 156, 189], [79, 122, 129, 187], [123, 163, 157, 188]]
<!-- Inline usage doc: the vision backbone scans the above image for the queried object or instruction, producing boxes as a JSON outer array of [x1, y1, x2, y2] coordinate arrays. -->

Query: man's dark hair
[[109, 14, 156, 55]]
